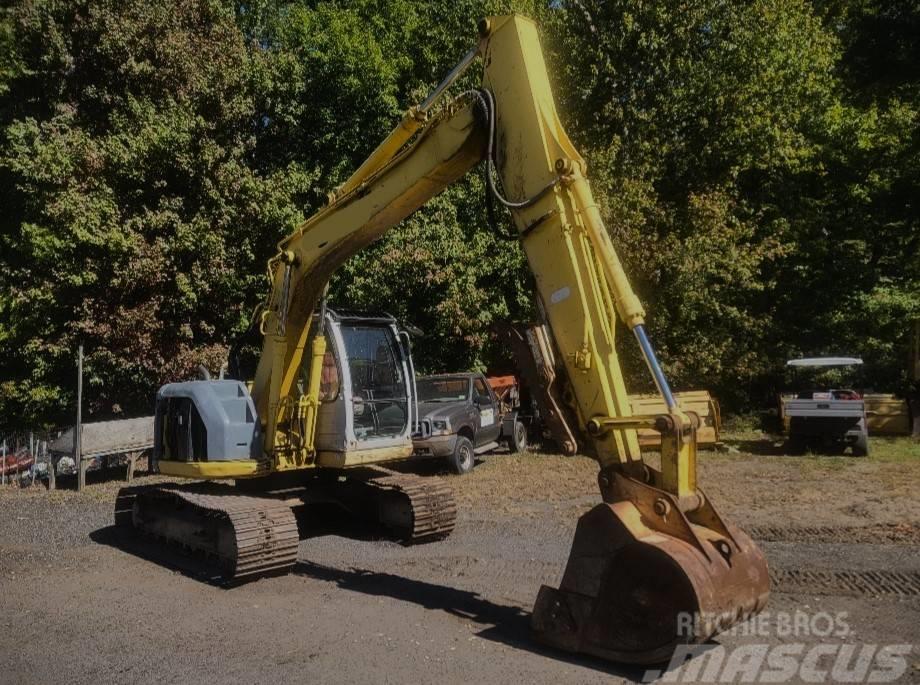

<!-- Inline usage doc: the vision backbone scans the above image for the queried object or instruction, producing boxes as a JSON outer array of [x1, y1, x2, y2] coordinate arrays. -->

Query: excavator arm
[[257, 16, 658, 479], [148, 15, 769, 665]]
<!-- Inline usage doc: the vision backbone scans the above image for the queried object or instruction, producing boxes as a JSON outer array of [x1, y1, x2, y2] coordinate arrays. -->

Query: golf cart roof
[[786, 357, 864, 368]]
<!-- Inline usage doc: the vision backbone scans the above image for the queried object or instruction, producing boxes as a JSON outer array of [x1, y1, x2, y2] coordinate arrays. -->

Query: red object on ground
[[0, 451, 34, 476], [833, 389, 862, 400]]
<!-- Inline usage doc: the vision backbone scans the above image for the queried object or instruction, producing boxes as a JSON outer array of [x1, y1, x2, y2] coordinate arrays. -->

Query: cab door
[[339, 323, 410, 444], [472, 376, 502, 445]]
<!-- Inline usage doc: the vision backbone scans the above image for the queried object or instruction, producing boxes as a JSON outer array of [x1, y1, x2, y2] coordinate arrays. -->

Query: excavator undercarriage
[[116, 468, 457, 584], [115, 484, 300, 583]]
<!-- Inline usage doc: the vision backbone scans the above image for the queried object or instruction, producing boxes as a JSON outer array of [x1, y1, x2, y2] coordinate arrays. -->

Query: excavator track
[[338, 470, 457, 543], [115, 483, 299, 583]]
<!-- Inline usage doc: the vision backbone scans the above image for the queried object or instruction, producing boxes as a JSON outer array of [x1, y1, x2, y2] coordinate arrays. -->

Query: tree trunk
[[910, 394, 920, 440]]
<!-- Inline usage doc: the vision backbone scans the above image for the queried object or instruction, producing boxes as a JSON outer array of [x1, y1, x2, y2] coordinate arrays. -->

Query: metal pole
[[76, 344, 84, 491], [48, 440, 55, 491], [912, 320, 920, 439], [2, 440, 6, 486], [32, 440, 41, 486]]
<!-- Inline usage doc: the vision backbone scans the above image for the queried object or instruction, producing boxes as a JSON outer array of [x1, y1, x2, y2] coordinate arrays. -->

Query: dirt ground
[[1, 433, 919, 684]]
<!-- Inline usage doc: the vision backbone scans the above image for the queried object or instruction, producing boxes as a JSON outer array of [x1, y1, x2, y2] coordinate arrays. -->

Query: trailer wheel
[[510, 419, 528, 453], [448, 436, 475, 475]]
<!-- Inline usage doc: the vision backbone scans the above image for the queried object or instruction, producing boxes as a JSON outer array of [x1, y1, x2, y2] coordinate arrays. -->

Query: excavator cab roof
[[322, 307, 397, 325]]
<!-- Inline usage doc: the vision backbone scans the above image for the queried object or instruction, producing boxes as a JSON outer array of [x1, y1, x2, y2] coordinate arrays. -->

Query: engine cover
[[154, 380, 261, 466]]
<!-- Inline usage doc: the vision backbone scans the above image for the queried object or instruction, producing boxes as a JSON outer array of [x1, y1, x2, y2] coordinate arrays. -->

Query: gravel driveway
[[1, 437, 918, 684]]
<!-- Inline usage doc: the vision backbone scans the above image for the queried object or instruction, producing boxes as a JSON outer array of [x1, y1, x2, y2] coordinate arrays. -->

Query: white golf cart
[[780, 357, 869, 456]]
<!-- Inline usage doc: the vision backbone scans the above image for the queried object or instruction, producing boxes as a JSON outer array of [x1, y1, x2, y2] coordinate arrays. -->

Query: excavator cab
[[307, 309, 417, 467], [153, 308, 416, 478]]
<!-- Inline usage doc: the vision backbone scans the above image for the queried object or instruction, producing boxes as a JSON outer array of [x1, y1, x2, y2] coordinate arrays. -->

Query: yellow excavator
[[116, 15, 768, 665]]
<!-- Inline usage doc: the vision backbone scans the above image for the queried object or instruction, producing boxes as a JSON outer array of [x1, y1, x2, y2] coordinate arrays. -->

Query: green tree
[[0, 0, 546, 427], [797, 0, 920, 392], [546, 0, 840, 405], [0, 0, 309, 427], [1, 0, 917, 430]]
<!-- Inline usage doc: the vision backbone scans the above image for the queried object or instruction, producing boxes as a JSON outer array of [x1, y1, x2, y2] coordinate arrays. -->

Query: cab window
[[319, 346, 340, 401], [299, 332, 340, 402], [473, 378, 491, 403], [339, 324, 408, 440]]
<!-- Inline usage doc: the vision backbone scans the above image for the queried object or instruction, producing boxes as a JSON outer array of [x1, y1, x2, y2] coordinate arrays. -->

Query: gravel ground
[[1, 437, 919, 684]]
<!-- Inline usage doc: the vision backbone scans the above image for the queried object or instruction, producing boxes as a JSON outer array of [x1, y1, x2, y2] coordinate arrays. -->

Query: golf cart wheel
[[449, 436, 475, 475], [852, 431, 869, 457], [786, 435, 807, 454]]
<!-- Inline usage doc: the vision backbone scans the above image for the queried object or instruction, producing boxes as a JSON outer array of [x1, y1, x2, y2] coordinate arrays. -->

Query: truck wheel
[[852, 431, 869, 457], [449, 436, 475, 475], [510, 419, 528, 453]]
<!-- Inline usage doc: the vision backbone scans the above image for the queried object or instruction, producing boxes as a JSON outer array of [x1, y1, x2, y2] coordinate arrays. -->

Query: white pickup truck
[[780, 357, 869, 456]]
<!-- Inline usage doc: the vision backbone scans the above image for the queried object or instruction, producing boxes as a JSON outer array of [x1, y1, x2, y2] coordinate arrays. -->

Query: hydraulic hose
[[466, 88, 559, 211]]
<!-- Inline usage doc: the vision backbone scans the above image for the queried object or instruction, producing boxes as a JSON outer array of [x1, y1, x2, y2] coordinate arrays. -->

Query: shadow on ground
[[294, 560, 648, 681], [43, 465, 148, 490], [90, 525, 238, 585], [719, 436, 791, 456], [720, 435, 869, 458], [92, 518, 647, 680]]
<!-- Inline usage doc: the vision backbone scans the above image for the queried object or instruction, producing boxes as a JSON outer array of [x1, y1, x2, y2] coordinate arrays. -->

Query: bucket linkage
[[531, 411, 770, 665]]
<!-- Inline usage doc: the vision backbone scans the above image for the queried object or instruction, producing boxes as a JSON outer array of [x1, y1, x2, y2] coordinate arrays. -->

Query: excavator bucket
[[531, 471, 769, 665]]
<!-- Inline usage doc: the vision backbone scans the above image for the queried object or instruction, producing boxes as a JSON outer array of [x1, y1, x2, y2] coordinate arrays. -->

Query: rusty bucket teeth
[[531, 476, 769, 665]]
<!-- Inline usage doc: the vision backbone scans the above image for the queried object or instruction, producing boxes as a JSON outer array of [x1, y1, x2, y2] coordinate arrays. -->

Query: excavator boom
[[122, 14, 768, 665]]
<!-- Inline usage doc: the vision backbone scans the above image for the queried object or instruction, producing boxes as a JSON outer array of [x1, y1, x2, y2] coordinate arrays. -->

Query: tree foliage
[[0, 0, 308, 422], [0, 0, 917, 428]]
